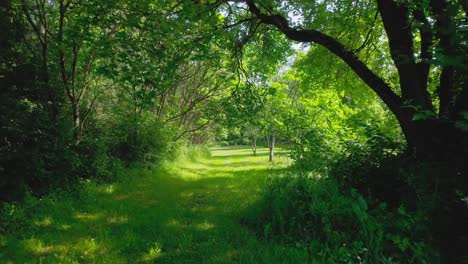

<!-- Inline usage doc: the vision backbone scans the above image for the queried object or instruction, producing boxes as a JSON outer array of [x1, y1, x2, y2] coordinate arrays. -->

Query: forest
[[1, 0, 467, 263]]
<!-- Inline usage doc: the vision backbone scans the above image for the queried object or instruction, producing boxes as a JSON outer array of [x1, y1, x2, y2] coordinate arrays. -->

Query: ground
[[1, 146, 310, 263]]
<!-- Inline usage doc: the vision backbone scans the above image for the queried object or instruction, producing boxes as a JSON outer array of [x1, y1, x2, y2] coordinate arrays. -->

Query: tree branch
[[244, 0, 403, 115], [223, 17, 254, 29], [353, 11, 379, 54], [377, 0, 433, 110], [173, 121, 211, 142], [413, 1, 433, 64], [21, 0, 44, 46], [430, 0, 458, 117]]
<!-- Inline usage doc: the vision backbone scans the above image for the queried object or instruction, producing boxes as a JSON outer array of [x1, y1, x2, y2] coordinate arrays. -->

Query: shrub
[[106, 112, 170, 165], [330, 130, 407, 207], [217, 141, 230, 147], [289, 130, 340, 174], [243, 173, 432, 263], [322, 128, 467, 262]]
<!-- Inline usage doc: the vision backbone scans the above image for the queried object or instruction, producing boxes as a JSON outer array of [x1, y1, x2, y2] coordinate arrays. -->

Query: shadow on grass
[[1, 148, 299, 263]]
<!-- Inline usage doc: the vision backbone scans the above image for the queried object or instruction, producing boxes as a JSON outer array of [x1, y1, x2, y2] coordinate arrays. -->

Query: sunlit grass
[[141, 242, 163, 262], [74, 212, 103, 222], [0, 146, 308, 263], [23, 238, 55, 255], [33, 217, 53, 227]]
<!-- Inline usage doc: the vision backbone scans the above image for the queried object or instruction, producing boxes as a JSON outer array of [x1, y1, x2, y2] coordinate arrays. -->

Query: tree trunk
[[395, 96, 467, 163], [242, 1, 467, 261], [72, 100, 80, 143], [399, 112, 468, 263], [269, 135, 275, 162], [251, 136, 257, 155]]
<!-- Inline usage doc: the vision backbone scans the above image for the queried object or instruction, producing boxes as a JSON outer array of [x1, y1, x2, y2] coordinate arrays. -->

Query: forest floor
[[1, 146, 311, 263]]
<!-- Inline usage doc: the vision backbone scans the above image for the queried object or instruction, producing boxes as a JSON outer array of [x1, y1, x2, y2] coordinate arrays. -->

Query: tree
[[217, 0, 467, 260], [226, 0, 467, 163], [244, 123, 259, 155], [20, 0, 113, 143]]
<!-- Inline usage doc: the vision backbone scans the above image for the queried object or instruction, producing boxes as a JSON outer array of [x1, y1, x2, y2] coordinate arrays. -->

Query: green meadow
[[1, 146, 309, 263], [2, 0, 465, 261]]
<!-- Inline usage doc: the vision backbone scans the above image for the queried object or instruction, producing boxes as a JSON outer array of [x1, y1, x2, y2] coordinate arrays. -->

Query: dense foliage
[[243, 175, 432, 263], [1, 0, 467, 262], [0, 0, 232, 200]]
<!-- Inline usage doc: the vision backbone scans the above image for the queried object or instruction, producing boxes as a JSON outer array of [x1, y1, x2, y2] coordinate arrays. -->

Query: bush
[[70, 135, 113, 181], [0, 97, 87, 200], [330, 130, 408, 207], [105, 112, 170, 165], [0, 96, 171, 201], [243, 173, 432, 263], [217, 141, 230, 147], [289, 130, 340, 174], [316, 128, 468, 262]]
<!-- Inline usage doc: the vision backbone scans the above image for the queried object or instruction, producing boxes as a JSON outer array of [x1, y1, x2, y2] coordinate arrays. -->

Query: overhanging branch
[[244, 0, 403, 114]]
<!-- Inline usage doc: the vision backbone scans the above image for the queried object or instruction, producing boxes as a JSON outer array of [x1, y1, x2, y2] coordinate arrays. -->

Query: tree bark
[[251, 135, 257, 155], [376, 0, 433, 110], [265, 135, 270, 148], [269, 135, 275, 162], [72, 100, 80, 143]]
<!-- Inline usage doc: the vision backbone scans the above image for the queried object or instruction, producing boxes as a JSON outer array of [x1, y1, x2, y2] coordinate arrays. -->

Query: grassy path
[[1, 146, 309, 263]]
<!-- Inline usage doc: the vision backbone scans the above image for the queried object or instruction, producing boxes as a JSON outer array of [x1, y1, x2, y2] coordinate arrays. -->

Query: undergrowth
[[0, 146, 308, 263], [243, 173, 433, 263]]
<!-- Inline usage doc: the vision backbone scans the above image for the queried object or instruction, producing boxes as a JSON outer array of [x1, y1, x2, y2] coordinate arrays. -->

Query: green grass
[[0, 146, 310, 263]]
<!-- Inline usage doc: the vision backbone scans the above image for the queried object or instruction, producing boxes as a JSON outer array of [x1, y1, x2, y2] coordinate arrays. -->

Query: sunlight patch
[[166, 218, 186, 228], [33, 217, 53, 227], [106, 215, 129, 225], [73, 237, 101, 260], [141, 242, 163, 262], [74, 212, 102, 222], [180, 191, 194, 198], [23, 238, 58, 256], [60, 224, 72, 230], [166, 218, 179, 227], [104, 184, 114, 194], [196, 221, 214, 230], [95, 184, 116, 194]]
